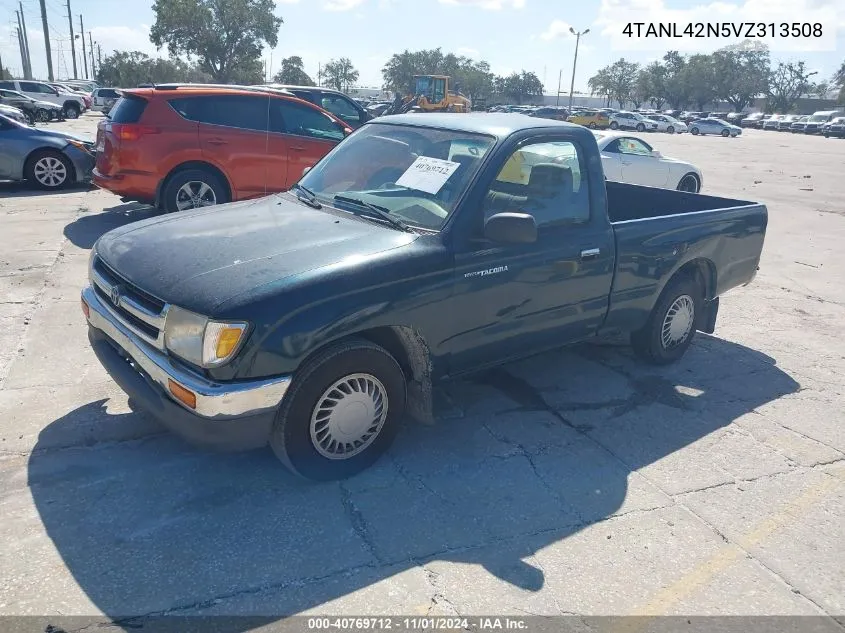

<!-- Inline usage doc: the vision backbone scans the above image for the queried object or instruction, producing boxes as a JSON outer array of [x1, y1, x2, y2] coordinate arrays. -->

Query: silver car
[[689, 118, 742, 137], [0, 113, 95, 189]]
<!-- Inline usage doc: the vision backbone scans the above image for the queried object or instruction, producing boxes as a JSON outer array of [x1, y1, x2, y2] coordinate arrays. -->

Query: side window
[[433, 78, 446, 103], [271, 100, 345, 141], [616, 138, 652, 156], [18, 82, 40, 92], [482, 140, 590, 228], [320, 95, 360, 125], [290, 90, 315, 104], [0, 81, 14, 90], [197, 95, 269, 132]]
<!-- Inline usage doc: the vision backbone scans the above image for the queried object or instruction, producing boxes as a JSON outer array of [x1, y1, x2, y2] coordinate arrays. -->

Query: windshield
[[809, 114, 829, 122], [298, 123, 495, 231]]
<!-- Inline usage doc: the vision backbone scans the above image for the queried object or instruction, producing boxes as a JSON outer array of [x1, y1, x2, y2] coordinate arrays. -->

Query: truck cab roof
[[374, 112, 586, 138]]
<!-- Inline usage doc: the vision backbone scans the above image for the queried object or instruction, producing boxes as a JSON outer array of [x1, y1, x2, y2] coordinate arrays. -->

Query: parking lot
[[1, 112, 844, 625]]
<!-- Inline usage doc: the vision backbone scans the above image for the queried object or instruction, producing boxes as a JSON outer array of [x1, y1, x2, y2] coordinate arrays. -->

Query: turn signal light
[[168, 379, 197, 409]]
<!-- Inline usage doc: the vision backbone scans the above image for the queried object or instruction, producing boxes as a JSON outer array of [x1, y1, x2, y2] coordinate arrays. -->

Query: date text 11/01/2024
[[622, 22, 823, 38]]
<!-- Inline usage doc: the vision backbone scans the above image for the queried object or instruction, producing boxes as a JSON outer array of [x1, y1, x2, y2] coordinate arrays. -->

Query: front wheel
[[36, 108, 51, 123], [721, 129, 730, 137], [588, 122, 597, 129], [270, 339, 406, 481], [690, 127, 699, 135], [632, 276, 702, 365], [609, 121, 619, 130], [677, 173, 700, 193], [25, 150, 73, 190], [636, 123, 645, 132], [667, 126, 675, 134], [63, 103, 80, 119]]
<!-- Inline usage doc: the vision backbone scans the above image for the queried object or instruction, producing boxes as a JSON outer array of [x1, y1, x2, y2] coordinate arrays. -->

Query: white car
[[645, 114, 688, 134], [0, 80, 85, 119], [609, 111, 659, 132], [593, 131, 702, 192]]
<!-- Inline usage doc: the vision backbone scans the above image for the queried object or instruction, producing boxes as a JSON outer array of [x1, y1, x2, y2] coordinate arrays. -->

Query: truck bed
[[601, 181, 768, 334]]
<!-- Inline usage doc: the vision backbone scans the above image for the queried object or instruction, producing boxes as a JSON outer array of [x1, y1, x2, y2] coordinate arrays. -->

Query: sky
[[1, 0, 843, 94]]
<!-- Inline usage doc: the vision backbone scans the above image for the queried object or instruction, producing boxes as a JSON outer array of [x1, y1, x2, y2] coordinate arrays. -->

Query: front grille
[[90, 255, 168, 348]]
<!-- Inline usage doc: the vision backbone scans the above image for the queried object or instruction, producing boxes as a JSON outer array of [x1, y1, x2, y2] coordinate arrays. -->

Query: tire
[[161, 168, 228, 213], [36, 108, 50, 123], [667, 126, 675, 134], [63, 103, 80, 119], [588, 122, 597, 129], [25, 149, 74, 190], [690, 127, 699, 135], [631, 276, 702, 365], [676, 173, 700, 193], [721, 129, 730, 137], [636, 123, 645, 132], [609, 121, 619, 130], [269, 338, 406, 481]]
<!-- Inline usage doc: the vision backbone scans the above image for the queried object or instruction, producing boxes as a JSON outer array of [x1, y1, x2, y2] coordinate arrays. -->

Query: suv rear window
[[109, 95, 147, 123]]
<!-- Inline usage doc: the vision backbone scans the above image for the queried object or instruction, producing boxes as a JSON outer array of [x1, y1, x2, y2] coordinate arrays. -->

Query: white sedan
[[593, 131, 702, 192], [646, 114, 688, 134]]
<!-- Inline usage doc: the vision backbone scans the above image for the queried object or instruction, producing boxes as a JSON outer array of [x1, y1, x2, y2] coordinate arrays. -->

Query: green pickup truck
[[82, 113, 768, 480]]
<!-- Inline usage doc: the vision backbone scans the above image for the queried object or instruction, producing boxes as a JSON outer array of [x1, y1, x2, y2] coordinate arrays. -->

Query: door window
[[482, 140, 590, 227], [271, 99, 345, 141], [170, 95, 269, 132], [615, 137, 652, 156], [320, 95, 361, 125], [0, 81, 14, 90], [433, 78, 446, 103], [20, 82, 52, 94]]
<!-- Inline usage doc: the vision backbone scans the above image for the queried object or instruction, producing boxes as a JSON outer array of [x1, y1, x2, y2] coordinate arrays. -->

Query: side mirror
[[302, 166, 312, 176], [484, 212, 537, 244], [651, 150, 662, 158]]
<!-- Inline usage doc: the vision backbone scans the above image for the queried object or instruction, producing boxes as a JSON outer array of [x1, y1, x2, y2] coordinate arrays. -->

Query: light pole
[[568, 26, 589, 112], [556, 68, 563, 106]]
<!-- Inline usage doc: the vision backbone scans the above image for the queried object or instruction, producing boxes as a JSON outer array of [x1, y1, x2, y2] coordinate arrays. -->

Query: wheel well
[[62, 100, 80, 110], [679, 171, 701, 188], [675, 258, 716, 300], [156, 161, 232, 208], [24, 147, 75, 181]]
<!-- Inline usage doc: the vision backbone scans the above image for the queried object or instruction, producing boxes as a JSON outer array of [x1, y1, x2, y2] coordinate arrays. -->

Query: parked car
[[689, 118, 741, 137], [662, 109, 682, 118], [52, 83, 92, 110], [594, 131, 702, 192], [0, 104, 28, 125], [528, 106, 569, 121], [366, 102, 392, 117], [0, 80, 86, 119], [762, 114, 785, 130], [740, 113, 765, 128], [823, 117, 845, 138], [776, 114, 802, 131], [725, 113, 746, 123], [609, 111, 659, 132], [566, 109, 610, 129], [681, 111, 708, 124], [92, 88, 121, 113], [258, 84, 371, 129], [93, 86, 352, 212], [802, 110, 845, 134], [644, 114, 687, 134], [0, 113, 94, 188], [0, 89, 62, 123], [789, 115, 809, 132], [81, 113, 767, 480]]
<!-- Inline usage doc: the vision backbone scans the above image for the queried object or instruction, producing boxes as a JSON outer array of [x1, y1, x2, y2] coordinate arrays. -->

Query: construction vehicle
[[384, 75, 472, 115]]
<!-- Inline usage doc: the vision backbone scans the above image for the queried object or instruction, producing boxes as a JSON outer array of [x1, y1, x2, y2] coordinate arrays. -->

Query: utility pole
[[19, 3, 32, 79], [79, 15, 88, 78], [556, 69, 563, 106], [16, 10, 31, 79], [66, 0, 78, 79], [97, 44, 102, 68], [88, 32, 95, 79], [567, 26, 590, 113], [38, 0, 54, 81]]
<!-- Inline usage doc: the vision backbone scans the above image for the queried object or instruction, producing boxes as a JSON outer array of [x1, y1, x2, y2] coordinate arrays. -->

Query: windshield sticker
[[395, 156, 461, 194]]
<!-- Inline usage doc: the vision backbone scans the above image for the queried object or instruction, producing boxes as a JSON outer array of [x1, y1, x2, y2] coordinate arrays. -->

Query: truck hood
[[94, 194, 418, 315]]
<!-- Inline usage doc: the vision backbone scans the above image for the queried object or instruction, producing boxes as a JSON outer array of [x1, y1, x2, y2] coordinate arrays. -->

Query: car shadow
[[63, 202, 160, 249], [28, 335, 799, 628]]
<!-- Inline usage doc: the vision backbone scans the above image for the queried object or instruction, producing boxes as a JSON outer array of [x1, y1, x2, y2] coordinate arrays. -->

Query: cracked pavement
[[0, 114, 843, 627]]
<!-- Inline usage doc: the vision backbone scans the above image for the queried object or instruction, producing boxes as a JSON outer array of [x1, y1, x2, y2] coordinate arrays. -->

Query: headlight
[[164, 306, 249, 368]]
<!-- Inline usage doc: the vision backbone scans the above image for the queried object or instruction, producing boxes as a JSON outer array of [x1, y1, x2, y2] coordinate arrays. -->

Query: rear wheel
[[161, 168, 228, 213], [632, 276, 702, 364], [63, 102, 80, 119], [690, 127, 699, 135], [588, 122, 597, 129], [721, 129, 730, 137], [636, 123, 645, 132], [270, 339, 406, 481], [36, 108, 51, 123], [609, 121, 619, 130], [25, 150, 73, 190], [667, 126, 675, 134]]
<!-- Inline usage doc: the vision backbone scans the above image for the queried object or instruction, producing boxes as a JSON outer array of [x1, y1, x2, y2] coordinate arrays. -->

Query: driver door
[[614, 137, 670, 187]]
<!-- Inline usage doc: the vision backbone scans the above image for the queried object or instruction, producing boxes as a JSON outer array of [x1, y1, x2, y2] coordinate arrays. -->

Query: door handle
[[620, 160, 632, 165], [580, 248, 601, 259], [206, 138, 227, 145]]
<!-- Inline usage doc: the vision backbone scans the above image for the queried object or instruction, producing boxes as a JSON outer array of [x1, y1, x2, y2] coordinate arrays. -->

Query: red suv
[[93, 87, 352, 212]]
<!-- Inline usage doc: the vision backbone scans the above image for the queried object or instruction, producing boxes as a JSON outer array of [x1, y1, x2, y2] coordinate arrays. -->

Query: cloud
[[540, 19, 574, 40], [438, 0, 526, 9], [456, 46, 481, 57], [596, 0, 840, 53], [323, 0, 366, 10]]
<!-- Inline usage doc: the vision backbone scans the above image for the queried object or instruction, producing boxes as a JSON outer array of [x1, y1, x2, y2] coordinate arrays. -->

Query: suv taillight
[[112, 123, 160, 142]]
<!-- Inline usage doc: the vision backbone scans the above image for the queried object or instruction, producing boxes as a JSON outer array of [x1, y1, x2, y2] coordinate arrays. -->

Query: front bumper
[[65, 145, 95, 183], [82, 285, 291, 450]]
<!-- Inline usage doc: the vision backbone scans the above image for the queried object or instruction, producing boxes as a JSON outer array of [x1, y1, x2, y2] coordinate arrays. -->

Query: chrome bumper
[[82, 285, 291, 419]]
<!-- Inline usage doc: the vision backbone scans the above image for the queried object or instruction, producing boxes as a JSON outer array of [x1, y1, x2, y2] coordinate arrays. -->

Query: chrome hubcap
[[310, 373, 388, 460], [34, 156, 67, 187], [661, 295, 695, 349], [176, 181, 217, 211]]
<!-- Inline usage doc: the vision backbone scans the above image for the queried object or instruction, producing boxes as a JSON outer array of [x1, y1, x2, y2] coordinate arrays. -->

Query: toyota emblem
[[110, 285, 121, 306]]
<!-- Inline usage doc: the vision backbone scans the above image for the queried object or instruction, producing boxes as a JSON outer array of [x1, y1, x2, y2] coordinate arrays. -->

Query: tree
[[589, 58, 639, 108], [766, 61, 816, 112], [323, 57, 359, 92], [711, 47, 770, 111], [381, 48, 493, 101], [495, 71, 543, 105], [273, 56, 314, 85], [682, 54, 717, 110], [587, 68, 612, 106], [149, 0, 282, 83], [636, 62, 667, 109], [833, 61, 845, 103], [95, 50, 211, 87], [660, 51, 690, 109]]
